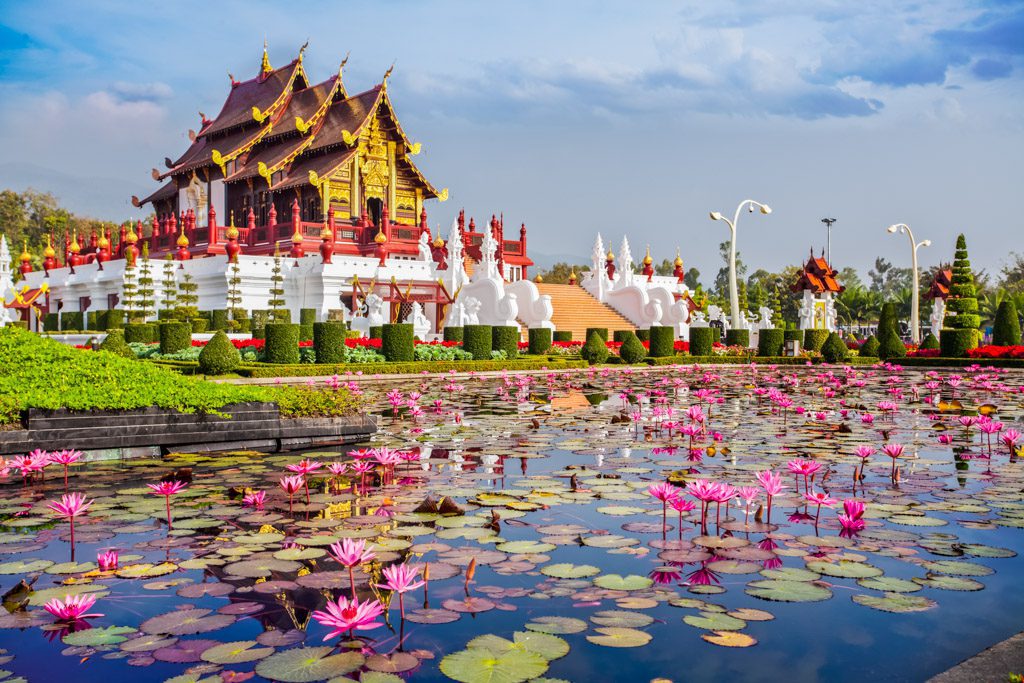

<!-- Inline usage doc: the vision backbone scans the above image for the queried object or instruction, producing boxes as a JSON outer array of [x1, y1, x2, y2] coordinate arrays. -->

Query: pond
[[1, 363, 1023, 683]]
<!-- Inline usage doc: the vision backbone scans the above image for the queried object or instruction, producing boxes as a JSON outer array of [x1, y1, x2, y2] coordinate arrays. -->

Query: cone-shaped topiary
[[803, 329, 829, 352], [199, 330, 241, 375], [689, 327, 716, 356], [580, 329, 609, 365], [648, 326, 675, 357], [860, 335, 880, 357], [98, 329, 135, 359], [945, 233, 980, 347], [993, 300, 1022, 346], [920, 332, 940, 350], [619, 331, 648, 364], [821, 332, 848, 363], [528, 327, 552, 355], [877, 302, 906, 360]]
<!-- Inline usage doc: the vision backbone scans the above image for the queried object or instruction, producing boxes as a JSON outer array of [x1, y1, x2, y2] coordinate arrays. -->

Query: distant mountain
[[0, 162, 149, 220]]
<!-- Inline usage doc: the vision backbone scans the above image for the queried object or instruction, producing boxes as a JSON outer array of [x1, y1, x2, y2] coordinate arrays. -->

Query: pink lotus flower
[[47, 492, 93, 559], [43, 593, 103, 623], [375, 562, 426, 619], [755, 470, 784, 522], [311, 595, 384, 640], [148, 480, 187, 529], [330, 538, 376, 597], [1002, 428, 1022, 453], [861, 413, 875, 425], [286, 459, 323, 504], [328, 462, 348, 476], [279, 475, 304, 514], [838, 498, 867, 536], [648, 482, 679, 532], [938, 434, 953, 445], [48, 449, 83, 489], [97, 550, 118, 571], [243, 490, 266, 509], [880, 443, 905, 480]]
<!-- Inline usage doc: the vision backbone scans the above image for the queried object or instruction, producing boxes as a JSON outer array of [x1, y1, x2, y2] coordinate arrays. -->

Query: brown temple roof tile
[[203, 59, 305, 137]]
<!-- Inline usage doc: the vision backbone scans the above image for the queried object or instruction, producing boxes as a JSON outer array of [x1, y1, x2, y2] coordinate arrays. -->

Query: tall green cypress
[[945, 233, 981, 342], [268, 248, 288, 322]]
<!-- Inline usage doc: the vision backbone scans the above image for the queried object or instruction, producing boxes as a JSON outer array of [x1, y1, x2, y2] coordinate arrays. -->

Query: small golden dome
[[534, 274, 543, 283], [43, 235, 56, 258], [374, 230, 387, 244], [226, 224, 239, 240], [176, 231, 190, 248], [320, 223, 333, 240], [125, 227, 139, 244], [69, 233, 81, 253], [674, 249, 683, 267], [606, 249, 615, 261], [19, 243, 31, 261], [432, 235, 445, 248], [642, 246, 652, 266], [98, 233, 110, 249], [291, 227, 303, 244]]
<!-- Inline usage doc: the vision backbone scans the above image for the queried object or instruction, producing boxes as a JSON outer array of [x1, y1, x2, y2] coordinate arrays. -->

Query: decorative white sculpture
[[758, 306, 774, 329], [0, 236, 12, 328], [929, 299, 946, 339], [617, 236, 634, 287], [409, 301, 431, 339], [350, 292, 387, 337], [417, 231, 432, 263], [463, 297, 481, 325]]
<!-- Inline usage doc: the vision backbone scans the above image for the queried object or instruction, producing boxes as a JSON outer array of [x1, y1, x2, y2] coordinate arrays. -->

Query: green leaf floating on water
[[255, 647, 365, 682], [920, 560, 994, 577], [852, 592, 938, 613], [912, 574, 985, 591], [590, 610, 654, 628], [805, 560, 883, 579], [140, 608, 234, 636], [200, 640, 275, 664], [585, 627, 653, 648], [683, 612, 747, 631], [539, 563, 600, 579], [62, 626, 136, 646], [856, 576, 922, 593], [524, 616, 588, 635], [467, 631, 570, 661], [592, 574, 654, 590], [745, 580, 833, 603], [439, 647, 548, 683]]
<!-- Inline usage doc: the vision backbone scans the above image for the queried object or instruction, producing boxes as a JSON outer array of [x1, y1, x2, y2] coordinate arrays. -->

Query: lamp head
[[921, 239, 932, 248], [886, 224, 899, 234], [760, 204, 772, 215], [709, 211, 723, 221]]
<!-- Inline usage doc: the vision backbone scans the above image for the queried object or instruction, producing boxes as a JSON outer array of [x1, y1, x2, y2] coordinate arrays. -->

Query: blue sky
[[0, 0, 1021, 280]]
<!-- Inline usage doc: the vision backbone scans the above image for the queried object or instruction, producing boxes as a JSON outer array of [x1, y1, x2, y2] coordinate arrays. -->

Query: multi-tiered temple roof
[[791, 249, 845, 294]]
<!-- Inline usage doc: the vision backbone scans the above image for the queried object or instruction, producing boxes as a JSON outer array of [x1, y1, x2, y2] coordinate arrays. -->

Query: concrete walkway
[[929, 632, 1024, 682]]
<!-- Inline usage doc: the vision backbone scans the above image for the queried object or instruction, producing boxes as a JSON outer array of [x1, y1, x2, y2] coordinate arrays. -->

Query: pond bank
[[929, 631, 1024, 682]]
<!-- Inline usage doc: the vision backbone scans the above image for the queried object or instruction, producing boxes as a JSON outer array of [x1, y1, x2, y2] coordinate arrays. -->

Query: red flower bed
[[968, 345, 1024, 359], [907, 348, 940, 357]]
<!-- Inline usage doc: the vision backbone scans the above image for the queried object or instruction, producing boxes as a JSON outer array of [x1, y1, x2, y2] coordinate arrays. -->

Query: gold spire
[[320, 220, 333, 240], [606, 249, 614, 261], [674, 248, 683, 267], [226, 210, 239, 240], [382, 62, 395, 90], [20, 241, 30, 262], [291, 225, 303, 244], [43, 234, 55, 258], [642, 245, 652, 265], [374, 229, 387, 244], [98, 232, 110, 249], [261, 40, 273, 74], [534, 274, 544, 283], [69, 231, 81, 253], [432, 234, 444, 248], [125, 224, 139, 244]]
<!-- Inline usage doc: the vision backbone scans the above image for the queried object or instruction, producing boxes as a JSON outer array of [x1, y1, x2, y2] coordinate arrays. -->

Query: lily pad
[[852, 592, 938, 613], [701, 630, 758, 647], [593, 574, 654, 591], [201, 640, 274, 664], [62, 626, 137, 646], [525, 616, 588, 635], [254, 647, 364, 682], [745, 580, 833, 603], [439, 646, 548, 683], [805, 560, 883, 579], [585, 627, 653, 648], [539, 563, 600, 579], [684, 612, 747, 631]]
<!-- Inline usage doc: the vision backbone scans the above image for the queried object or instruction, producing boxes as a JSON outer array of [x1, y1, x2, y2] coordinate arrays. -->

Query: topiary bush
[[251, 310, 270, 339], [265, 323, 300, 364], [635, 328, 650, 343], [580, 329, 609, 365], [492, 326, 520, 359], [877, 302, 906, 360], [946, 234, 980, 346], [299, 324, 314, 342], [940, 328, 975, 358], [920, 332, 940, 350], [528, 328, 552, 355], [553, 330, 573, 343], [649, 326, 675, 357], [98, 329, 135, 359], [612, 330, 633, 343], [159, 321, 191, 354], [689, 327, 716, 356], [44, 313, 58, 331], [586, 327, 609, 343], [993, 300, 1022, 346], [300, 308, 317, 326], [860, 335, 880, 357], [124, 323, 152, 344], [821, 332, 849, 363], [443, 326, 464, 343], [784, 329, 802, 342], [803, 329, 829, 352], [313, 321, 346, 364], [463, 325, 493, 360], [758, 329, 784, 357], [381, 323, 415, 362], [619, 331, 648, 364], [369, 325, 383, 340], [210, 309, 229, 331], [190, 317, 209, 333], [198, 330, 241, 375], [61, 312, 84, 331], [87, 311, 100, 331], [725, 329, 750, 348]]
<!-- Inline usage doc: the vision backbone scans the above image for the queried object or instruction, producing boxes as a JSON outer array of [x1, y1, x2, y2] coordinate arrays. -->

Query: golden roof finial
[[606, 249, 614, 261], [298, 40, 309, 63], [261, 39, 272, 74], [382, 62, 395, 90], [291, 225, 303, 244], [643, 245, 652, 265], [43, 234, 55, 258], [534, 274, 544, 283], [98, 231, 110, 249], [338, 52, 349, 80], [20, 241, 30, 261], [69, 231, 81, 253], [226, 210, 239, 240], [320, 220, 333, 240], [374, 229, 387, 244], [125, 223, 139, 244], [432, 233, 444, 248], [674, 247, 683, 267]]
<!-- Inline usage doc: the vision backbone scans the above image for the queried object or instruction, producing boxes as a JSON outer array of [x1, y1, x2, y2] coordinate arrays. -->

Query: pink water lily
[[97, 550, 118, 572], [1002, 429, 1021, 455], [242, 490, 266, 509], [311, 595, 384, 640], [286, 459, 323, 503], [805, 489, 837, 525], [47, 492, 92, 559], [880, 443, 905, 480], [375, 562, 426, 619], [838, 499, 867, 536], [48, 449, 83, 489], [148, 480, 187, 530], [648, 482, 679, 532], [279, 475, 304, 514], [755, 470, 784, 522], [43, 593, 103, 623], [330, 538, 376, 597]]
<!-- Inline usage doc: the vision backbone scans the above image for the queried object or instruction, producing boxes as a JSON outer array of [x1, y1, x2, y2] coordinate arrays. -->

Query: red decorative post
[[96, 232, 111, 265], [208, 204, 218, 245], [175, 229, 191, 261], [225, 214, 241, 263], [18, 243, 32, 276], [124, 224, 140, 266], [519, 223, 528, 279], [42, 237, 58, 273], [605, 249, 616, 280], [319, 221, 334, 264], [673, 249, 684, 283], [289, 198, 304, 258], [642, 246, 654, 282], [419, 206, 428, 231]]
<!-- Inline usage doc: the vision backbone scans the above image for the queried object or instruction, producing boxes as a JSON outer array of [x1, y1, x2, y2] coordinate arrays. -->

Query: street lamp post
[[886, 223, 931, 344], [710, 200, 772, 329], [821, 217, 837, 265]]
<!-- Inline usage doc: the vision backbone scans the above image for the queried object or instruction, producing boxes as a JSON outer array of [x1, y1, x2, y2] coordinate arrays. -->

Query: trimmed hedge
[[725, 329, 750, 348], [581, 330, 609, 365], [443, 326, 464, 343], [758, 328, 785, 357], [97, 328, 134, 359], [784, 329, 802, 342], [299, 324, 314, 342], [649, 326, 675, 357], [87, 311, 100, 331], [159, 321, 191, 354], [586, 327, 609, 343], [125, 323, 156, 344], [44, 313, 58, 331], [612, 330, 633, 343], [920, 332, 940, 350], [157, 309, 175, 320], [803, 329, 829, 352], [463, 325, 493, 360], [198, 330, 241, 375], [61, 312, 84, 331], [947, 234, 981, 335], [993, 300, 1021, 346], [528, 328, 552, 355], [940, 328, 975, 358], [251, 310, 270, 339], [861, 335, 880, 357], [313, 321, 347, 364], [300, 308, 317, 326], [236, 357, 588, 378], [265, 323, 300, 364], [369, 325, 383, 340], [821, 332, 848, 363], [619, 332, 648, 364], [492, 326, 520, 359], [381, 323, 415, 362], [190, 318, 209, 333], [635, 328, 650, 342], [689, 327, 716, 357], [210, 309, 229, 331], [877, 302, 906, 360], [553, 330, 573, 343]]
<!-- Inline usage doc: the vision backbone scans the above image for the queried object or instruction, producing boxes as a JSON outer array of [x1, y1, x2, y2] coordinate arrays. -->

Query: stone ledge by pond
[[0, 401, 377, 456]]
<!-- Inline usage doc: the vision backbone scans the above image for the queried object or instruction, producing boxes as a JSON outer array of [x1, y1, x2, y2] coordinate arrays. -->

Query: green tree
[[999, 252, 1024, 293], [268, 248, 288, 321], [738, 280, 749, 316], [868, 257, 912, 299], [136, 242, 155, 320], [537, 262, 589, 284], [226, 256, 243, 330], [748, 282, 765, 315], [683, 267, 701, 290], [176, 272, 199, 320], [161, 256, 178, 310], [713, 240, 746, 302], [121, 261, 138, 322], [945, 234, 981, 340]]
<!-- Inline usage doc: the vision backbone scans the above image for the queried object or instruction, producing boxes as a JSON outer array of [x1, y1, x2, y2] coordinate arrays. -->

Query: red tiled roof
[[203, 60, 304, 137]]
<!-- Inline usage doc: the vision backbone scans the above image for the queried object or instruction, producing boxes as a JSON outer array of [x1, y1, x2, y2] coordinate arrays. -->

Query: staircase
[[534, 283, 635, 341]]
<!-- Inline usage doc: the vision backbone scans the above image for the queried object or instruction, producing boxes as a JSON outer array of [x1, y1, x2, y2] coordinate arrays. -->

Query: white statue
[[409, 301, 431, 339], [929, 299, 946, 339], [477, 230, 500, 280], [417, 231, 432, 263], [758, 306, 774, 329], [463, 297, 481, 325], [591, 233, 605, 275], [798, 292, 814, 329], [0, 236, 12, 328], [691, 310, 708, 327], [365, 293, 386, 327]]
